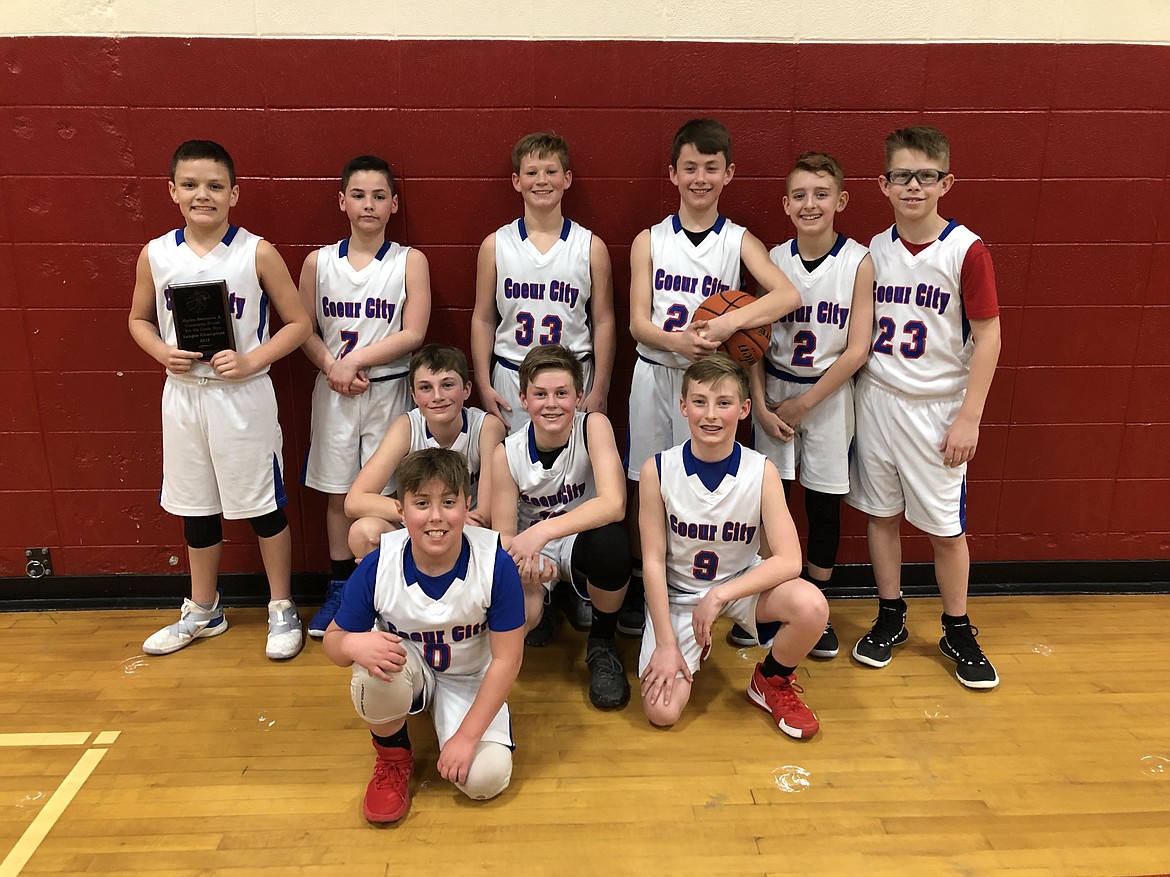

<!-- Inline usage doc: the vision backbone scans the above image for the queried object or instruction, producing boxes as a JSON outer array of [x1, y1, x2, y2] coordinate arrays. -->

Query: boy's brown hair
[[512, 132, 571, 174], [681, 353, 750, 403], [787, 151, 845, 192], [170, 140, 236, 185], [341, 154, 396, 195], [395, 448, 471, 499], [884, 126, 951, 169], [671, 118, 732, 167], [409, 344, 470, 386], [518, 344, 584, 395]]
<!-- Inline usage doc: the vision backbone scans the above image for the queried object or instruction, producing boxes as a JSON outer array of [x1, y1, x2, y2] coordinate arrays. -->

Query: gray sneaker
[[585, 638, 629, 710], [563, 587, 593, 631], [266, 599, 303, 660], [143, 596, 228, 655]]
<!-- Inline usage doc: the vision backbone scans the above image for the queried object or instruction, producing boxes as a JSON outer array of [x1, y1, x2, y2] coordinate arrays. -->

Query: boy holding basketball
[[735, 152, 874, 658], [847, 127, 1001, 689], [638, 354, 826, 736], [627, 118, 802, 634]]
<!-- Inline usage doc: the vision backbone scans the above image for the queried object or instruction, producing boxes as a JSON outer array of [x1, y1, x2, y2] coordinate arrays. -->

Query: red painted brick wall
[[1, 38, 1167, 577]]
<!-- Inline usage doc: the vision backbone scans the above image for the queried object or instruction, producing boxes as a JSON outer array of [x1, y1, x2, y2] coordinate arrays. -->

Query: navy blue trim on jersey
[[495, 352, 593, 372], [368, 370, 409, 383], [425, 409, 468, 441], [957, 478, 967, 535], [404, 535, 471, 599], [892, 220, 957, 245], [256, 290, 269, 344], [488, 547, 525, 632], [764, 360, 820, 384], [375, 240, 393, 260], [654, 452, 662, 480], [682, 439, 741, 492], [272, 453, 288, 508], [526, 423, 540, 463], [222, 225, 239, 246], [671, 213, 727, 236], [339, 238, 349, 258], [333, 549, 381, 633], [789, 234, 845, 260], [637, 352, 674, 368], [517, 217, 570, 243]]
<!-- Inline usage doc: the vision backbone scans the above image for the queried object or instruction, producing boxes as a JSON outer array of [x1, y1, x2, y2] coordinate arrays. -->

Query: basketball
[[691, 290, 771, 366]]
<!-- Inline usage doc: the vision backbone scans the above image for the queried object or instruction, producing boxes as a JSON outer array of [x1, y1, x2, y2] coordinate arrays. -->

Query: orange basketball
[[691, 290, 771, 366]]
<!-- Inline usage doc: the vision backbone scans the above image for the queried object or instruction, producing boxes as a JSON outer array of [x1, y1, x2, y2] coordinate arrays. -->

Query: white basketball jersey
[[493, 218, 594, 365], [658, 441, 765, 601], [504, 410, 596, 532], [636, 214, 746, 370], [148, 225, 266, 380], [866, 221, 981, 397], [407, 406, 489, 507], [315, 239, 411, 380], [372, 525, 500, 677], [766, 235, 868, 379]]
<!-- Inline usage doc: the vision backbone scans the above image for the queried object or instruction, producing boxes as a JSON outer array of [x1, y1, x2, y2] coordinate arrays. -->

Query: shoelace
[[946, 625, 987, 663], [765, 676, 810, 712], [587, 644, 623, 674], [868, 607, 905, 643], [372, 756, 412, 789], [319, 581, 345, 614]]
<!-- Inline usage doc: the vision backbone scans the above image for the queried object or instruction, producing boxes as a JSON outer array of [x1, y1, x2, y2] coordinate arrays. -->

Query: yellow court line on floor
[[0, 734, 118, 877], [92, 731, 120, 746], [0, 733, 90, 747]]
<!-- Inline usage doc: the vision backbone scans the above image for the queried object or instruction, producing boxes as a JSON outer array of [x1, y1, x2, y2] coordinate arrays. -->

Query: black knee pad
[[571, 522, 632, 591], [183, 515, 222, 549], [249, 508, 288, 539], [804, 489, 842, 570]]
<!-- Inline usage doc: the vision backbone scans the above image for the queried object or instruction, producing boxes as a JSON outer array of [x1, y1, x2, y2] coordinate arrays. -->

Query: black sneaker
[[585, 638, 629, 710], [727, 622, 777, 648], [852, 601, 908, 668], [809, 622, 839, 659], [562, 586, 593, 632], [525, 593, 556, 648], [940, 623, 999, 689], [617, 580, 645, 637]]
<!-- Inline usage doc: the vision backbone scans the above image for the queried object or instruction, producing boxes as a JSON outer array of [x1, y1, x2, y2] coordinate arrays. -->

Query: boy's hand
[[756, 404, 795, 442], [696, 313, 736, 346], [580, 388, 608, 414], [772, 395, 810, 431], [640, 644, 692, 707], [166, 348, 203, 374], [516, 555, 557, 589], [480, 386, 512, 427], [347, 630, 407, 681], [940, 412, 980, 468], [327, 357, 368, 396], [674, 322, 721, 362], [508, 525, 549, 566], [210, 349, 259, 380], [691, 589, 726, 654], [437, 731, 478, 787]]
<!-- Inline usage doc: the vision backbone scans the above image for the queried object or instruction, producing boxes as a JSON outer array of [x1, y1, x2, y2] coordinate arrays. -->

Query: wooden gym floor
[[1, 594, 1169, 877]]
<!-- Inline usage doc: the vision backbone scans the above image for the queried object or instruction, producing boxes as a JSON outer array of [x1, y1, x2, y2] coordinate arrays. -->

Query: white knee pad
[[350, 662, 416, 725], [455, 741, 513, 801]]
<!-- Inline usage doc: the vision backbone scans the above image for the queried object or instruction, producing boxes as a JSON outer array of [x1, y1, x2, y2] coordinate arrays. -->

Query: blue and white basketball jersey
[[503, 410, 596, 532], [657, 441, 765, 601], [407, 406, 489, 507], [866, 221, 981, 397], [766, 235, 868, 380], [149, 225, 266, 380], [636, 214, 746, 370], [493, 217, 594, 366], [315, 238, 411, 380], [372, 525, 500, 677]]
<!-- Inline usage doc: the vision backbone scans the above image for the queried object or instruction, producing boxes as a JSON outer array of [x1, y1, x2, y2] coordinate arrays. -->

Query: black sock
[[590, 607, 619, 640], [331, 558, 357, 581], [942, 613, 970, 630], [372, 725, 411, 751], [880, 597, 907, 612], [761, 652, 796, 679]]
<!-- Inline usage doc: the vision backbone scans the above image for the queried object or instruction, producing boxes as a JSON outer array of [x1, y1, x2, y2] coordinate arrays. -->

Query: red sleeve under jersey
[[961, 240, 999, 319]]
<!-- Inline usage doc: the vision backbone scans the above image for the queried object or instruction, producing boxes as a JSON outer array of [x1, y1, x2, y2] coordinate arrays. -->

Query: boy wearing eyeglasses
[[846, 126, 1002, 690]]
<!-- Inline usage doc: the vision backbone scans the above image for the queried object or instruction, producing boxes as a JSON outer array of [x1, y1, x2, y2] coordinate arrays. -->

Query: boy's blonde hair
[[885, 126, 951, 169], [395, 448, 470, 499], [787, 151, 845, 192], [518, 344, 584, 395], [409, 344, 469, 386], [512, 132, 571, 174], [671, 118, 732, 167], [681, 354, 750, 403]]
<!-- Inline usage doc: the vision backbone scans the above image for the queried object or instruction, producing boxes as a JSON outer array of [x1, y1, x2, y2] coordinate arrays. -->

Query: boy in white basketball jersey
[[128, 140, 312, 660], [472, 132, 616, 434], [638, 355, 826, 737], [626, 119, 803, 638], [324, 449, 525, 824], [847, 127, 1002, 689], [738, 153, 874, 658], [299, 155, 431, 636], [342, 345, 506, 569], [492, 345, 633, 710]]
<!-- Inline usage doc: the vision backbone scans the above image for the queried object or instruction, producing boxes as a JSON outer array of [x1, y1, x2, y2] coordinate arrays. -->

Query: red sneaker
[[363, 741, 414, 823], [747, 665, 820, 739]]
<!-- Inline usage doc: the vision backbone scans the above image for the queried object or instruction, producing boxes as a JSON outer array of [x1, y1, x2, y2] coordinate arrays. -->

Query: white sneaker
[[266, 599, 303, 660], [143, 596, 228, 655]]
